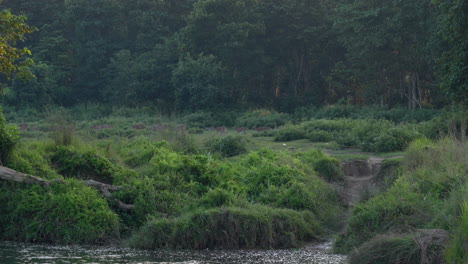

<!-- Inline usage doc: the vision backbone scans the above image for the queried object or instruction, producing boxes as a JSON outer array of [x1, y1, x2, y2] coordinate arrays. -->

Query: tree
[[0, 2, 34, 162], [332, 0, 438, 108], [0, 5, 35, 83], [180, 0, 266, 106], [433, 0, 468, 105], [172, 54, 228, 111]]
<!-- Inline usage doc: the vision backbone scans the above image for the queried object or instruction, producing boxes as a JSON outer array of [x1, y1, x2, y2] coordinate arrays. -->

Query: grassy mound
[[0, 180, 120, 244], [129, 206, 319, 249], [334, 138, 468, 262]]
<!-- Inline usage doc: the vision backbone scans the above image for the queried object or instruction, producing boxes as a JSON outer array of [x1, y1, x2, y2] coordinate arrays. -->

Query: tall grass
[[128, 205, 319, 249], [334, 138, 468, 262], [0, 180, 120, 244], [444, 202, 468, 264]]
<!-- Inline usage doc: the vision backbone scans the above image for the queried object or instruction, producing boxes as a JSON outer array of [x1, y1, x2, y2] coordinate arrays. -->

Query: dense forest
[[1, 0, 467, 112], [0, 1, 467, 264]]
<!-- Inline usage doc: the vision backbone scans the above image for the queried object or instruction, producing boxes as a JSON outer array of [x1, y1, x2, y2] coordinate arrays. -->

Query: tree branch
[[0, 165, 134, 211]]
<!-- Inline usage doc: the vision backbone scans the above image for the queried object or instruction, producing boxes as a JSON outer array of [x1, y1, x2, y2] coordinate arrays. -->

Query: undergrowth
[[334, 138, 468, 263]]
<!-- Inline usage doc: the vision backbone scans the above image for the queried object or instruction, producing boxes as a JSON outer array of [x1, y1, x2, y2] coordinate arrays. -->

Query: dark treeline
[[2, 0, 467, 112]]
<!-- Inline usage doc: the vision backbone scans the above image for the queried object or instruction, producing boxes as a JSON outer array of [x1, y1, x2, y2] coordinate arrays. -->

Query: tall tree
[[332, 0, 438, 108], [0, 5, 35, 83], [433, 0, 468, 105], [180, 0, 266, 106]]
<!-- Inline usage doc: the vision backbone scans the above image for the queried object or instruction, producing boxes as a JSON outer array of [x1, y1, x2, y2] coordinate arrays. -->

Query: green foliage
[[0, 109, 19, 163], [236, 110, 289, 128], [313, 157, 344, 182], [274, 125, 307, 142], [206, 135, 248, 157], [0, 7, 35, 82], [332, 0, 438, 107], [269, 118, 424, 152], [295, 149, 344, 182], [112, 142, 341, 236], [153, 126, 199, 154], [335, 139, 468, 253], [296, 105, 441, 123], [0, 180, 120, 243], [183, 111, 239, 128], [198, 188, 236, 208], [128, 205, 319, 249], [51, 146, 117, 183], [433, 0, 468, 105], [5, 141, 61, 179], [444, 202, 468, 264], [348, 234, 421, 264], [307, 130, 333, 142], [172, 54, 228, 111], [1, 0, 463, 110], [373, 158, 402, 191]]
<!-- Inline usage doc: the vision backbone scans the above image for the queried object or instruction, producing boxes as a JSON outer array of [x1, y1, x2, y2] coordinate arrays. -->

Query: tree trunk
[[0, 166, 134, 211]]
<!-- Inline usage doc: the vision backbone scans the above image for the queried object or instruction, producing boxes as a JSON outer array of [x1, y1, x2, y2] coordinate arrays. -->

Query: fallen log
[[0, 165, 134, 211]]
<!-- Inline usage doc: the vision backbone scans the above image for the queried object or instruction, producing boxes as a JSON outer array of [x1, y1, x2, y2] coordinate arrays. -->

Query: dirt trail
[[341, 157, 385, 207]]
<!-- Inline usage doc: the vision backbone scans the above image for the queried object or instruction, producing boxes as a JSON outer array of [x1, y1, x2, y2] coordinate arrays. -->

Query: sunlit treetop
[[0, 5, 36, 81]]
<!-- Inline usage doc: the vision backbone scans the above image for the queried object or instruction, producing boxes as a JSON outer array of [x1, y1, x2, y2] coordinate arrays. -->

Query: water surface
[[0, 241, 346, 264]]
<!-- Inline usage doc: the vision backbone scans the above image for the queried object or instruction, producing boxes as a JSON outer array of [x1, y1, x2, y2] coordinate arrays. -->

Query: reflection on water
[[0, 241, 346, 264]]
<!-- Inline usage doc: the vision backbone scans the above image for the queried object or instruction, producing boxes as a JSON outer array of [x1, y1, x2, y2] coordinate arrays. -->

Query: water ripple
[[0, 242, 346, 264]]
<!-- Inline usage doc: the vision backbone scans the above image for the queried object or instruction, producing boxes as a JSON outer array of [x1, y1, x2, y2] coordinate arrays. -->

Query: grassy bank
[[0, 107, 346, 248], [0, 106, 466, 256], [334, 138, 468, 263]]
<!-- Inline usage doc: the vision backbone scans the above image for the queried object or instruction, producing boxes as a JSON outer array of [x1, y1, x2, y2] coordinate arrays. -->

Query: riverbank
[[0, 108, 466, 263]]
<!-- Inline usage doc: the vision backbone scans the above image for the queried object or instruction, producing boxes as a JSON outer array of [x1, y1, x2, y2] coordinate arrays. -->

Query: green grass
[[2, 107, 466, 254], [128, 205, 320, 249], [334, 138, 468, 263]]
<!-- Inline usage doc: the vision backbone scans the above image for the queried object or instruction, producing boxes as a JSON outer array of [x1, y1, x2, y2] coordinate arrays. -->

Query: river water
[[0, 241, 346, 264]]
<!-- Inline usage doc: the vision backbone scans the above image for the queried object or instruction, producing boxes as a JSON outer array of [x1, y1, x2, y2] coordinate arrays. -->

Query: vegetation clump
[[129, 205, 319, 249], [334, 138, 468, 263], [206, 134, 248, 157], [0, 180, 120, 244], [0, 109, 19, 163], [51, 146, 117, 183]]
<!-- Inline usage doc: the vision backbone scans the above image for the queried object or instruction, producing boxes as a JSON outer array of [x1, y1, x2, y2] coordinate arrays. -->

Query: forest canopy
[[1, 0, 467, 111]]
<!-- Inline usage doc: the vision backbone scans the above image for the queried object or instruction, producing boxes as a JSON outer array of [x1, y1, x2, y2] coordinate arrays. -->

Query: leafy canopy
[[0, 4, 35, 82]]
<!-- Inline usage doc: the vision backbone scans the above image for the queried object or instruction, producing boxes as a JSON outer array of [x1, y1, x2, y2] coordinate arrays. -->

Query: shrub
[[274, 125, 307, 142], [295, 149, 343, 182], [206, 135, 248, 157], [119, 139, 167, 168], [115, 176, 193, 227], [153, 125, 199, 154], [198, 188, 236, 208], [313, 105, 359, 119], [348, 234, 421, 264], [45, 108, 75, 146], [6, 142, 61, 179], [236, 109, 289, 128], [307, 130, 333, 142], [128, 205, 320, 249], [0, 180, 120, 244], [0, 109, 19, 163], [335, 139, 468, 253], [444, 202, 468, 264], [239, 149, 342, 228], [182, 111, 215, 128], [334, 182, 435, 253], [51, 146, 117, 183], [314, 157, 344, 182], [371, 127, 421, 152], [182, 111, 240, 128]]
